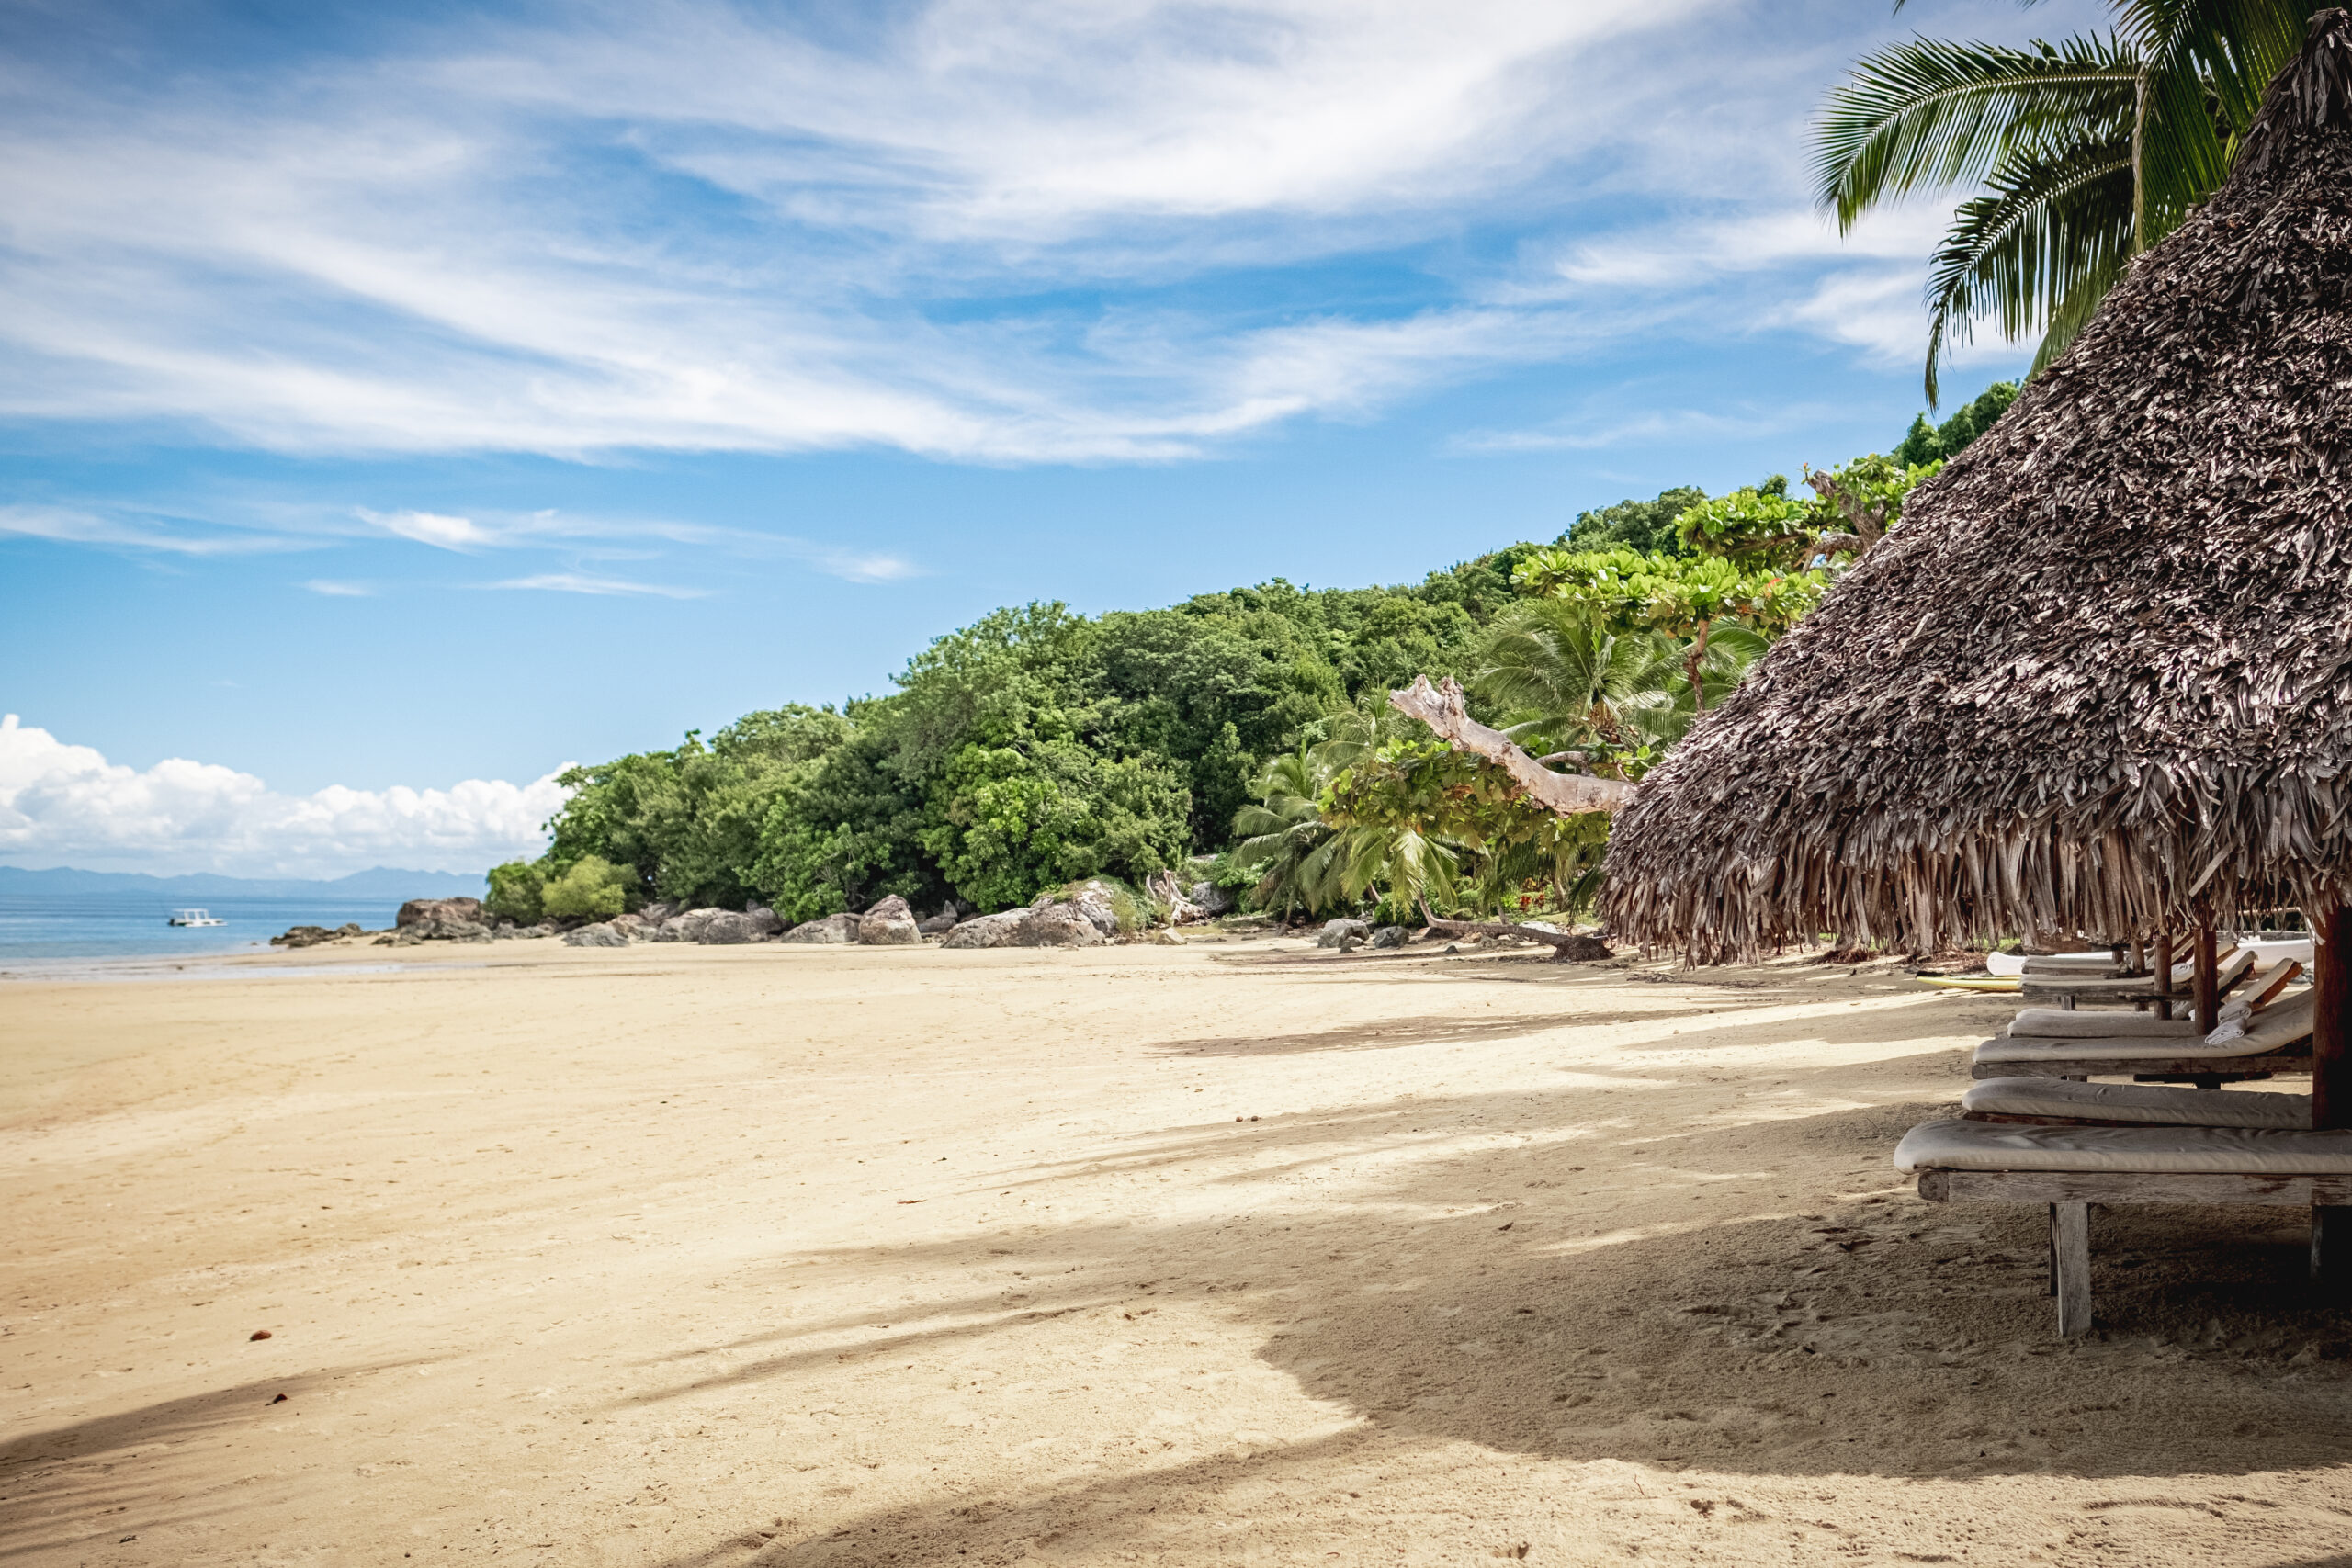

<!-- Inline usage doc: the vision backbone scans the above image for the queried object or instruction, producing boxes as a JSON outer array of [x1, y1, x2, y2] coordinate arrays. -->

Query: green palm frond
[[1815, 34, 2138, 230], [1923, 136, 2135, 403]]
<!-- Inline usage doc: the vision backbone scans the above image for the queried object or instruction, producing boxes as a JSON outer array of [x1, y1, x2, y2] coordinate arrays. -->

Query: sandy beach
[[6, 935, 2352, 1566]]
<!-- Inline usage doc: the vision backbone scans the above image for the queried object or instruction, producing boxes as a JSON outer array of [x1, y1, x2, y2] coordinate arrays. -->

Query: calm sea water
[[0, 891, 409, 964]]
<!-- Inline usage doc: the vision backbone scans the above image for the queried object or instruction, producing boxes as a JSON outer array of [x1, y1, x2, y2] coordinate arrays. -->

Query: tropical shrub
[[484, 860, 545, 924], [540, 854, 632, 919]]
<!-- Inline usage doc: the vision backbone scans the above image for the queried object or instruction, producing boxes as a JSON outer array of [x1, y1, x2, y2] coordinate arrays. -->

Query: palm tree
[[1227, 717, 1376, 918], [1815, 1, 2313, 403], [1467, 598, 1683, 759]]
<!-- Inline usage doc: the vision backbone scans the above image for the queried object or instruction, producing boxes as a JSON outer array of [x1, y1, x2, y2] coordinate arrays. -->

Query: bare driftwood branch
[[1387, 676, 1634, 814], [1423, 915, 1612, 963]]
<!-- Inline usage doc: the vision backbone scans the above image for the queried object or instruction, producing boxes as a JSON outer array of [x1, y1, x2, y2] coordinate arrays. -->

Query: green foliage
[[1467, 598, 1681, 771], [1814, 2, 2314, 401], [921, 740, 1191, 912], [540, 854, 631, 920], [1894, 381, 2019, 467], [484, 860, 545, 924], [1509, 547, 1825, 641], [1559, 486, 1708, 556]]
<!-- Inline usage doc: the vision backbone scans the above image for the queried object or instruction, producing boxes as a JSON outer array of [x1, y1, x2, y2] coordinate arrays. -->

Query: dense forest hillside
[[495, 390, 2017, 926]]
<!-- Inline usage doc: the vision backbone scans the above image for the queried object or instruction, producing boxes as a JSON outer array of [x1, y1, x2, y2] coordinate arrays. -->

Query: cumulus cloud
[[0, 715, 568, 878]]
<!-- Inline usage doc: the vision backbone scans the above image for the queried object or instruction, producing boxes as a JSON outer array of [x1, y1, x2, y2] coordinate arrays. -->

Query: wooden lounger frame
[[1969, 1045, 2309, 1085], [1916, 1167, 2352, 1336]]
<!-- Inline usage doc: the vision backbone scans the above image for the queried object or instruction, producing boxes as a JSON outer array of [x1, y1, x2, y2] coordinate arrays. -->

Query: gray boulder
[[938, 905, 1109, 949], [1316, 919, 1370, 948], [664, 908, 726, 942], [698, 911, 764, 944], [917, 913, 958, 936], [1033, 879, 1120, 936], [859, 895, 921, 945], [782, 912, 861, 944], [1369, 925, 1409, 950], [397, 897, 482, 930], [1187, 881, 1236, 918], [563, 921, 629, 948]]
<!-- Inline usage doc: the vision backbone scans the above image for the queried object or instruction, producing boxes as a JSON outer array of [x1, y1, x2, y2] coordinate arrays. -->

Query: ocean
[[0, 890, 413, 966]]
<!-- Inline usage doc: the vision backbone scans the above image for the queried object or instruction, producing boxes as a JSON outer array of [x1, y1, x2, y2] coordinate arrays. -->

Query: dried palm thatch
[[1605, 10, 2352, 961]]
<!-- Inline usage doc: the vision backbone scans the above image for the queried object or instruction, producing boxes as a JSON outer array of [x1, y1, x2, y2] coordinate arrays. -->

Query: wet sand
[[6, 934, 2352, 1565]]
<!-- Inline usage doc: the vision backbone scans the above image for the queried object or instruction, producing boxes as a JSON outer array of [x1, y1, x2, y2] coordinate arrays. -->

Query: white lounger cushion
[[1894, 1117, 2352, 1174], [2007, 1008, 2200, 1039], [1962, 1077, 2310, 1129], [1975, 989, 2314, 1064]]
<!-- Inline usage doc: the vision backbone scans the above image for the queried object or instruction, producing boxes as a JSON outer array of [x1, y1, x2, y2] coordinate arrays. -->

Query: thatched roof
[[1604, 10, 2352, 958]]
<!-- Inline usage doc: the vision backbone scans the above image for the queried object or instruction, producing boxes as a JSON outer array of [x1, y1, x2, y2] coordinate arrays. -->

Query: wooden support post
[[2313, 905, 2352, 1285], [2194, 922, 2219, 1036], [2153, 931, 2174, 1021], [2052, 1201, 2092, 1337]]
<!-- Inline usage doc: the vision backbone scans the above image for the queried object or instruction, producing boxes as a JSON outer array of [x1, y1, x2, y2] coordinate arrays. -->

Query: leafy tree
[[920, 740, 1192, 912], [1508, 547, 1809, 711], [1560, 486, 1707, 555], [1894, 381, 2020, 466], [484, 860, 545, 924], [1815, 4, 2316, 402], [540, 854, 631, 919]]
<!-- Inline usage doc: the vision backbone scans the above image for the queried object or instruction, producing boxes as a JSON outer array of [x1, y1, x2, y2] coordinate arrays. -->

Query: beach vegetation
[[539, 854, 632, 920]]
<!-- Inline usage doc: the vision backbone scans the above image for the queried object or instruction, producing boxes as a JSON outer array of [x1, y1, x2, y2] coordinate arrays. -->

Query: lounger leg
[[2052, 1202, 2092, 1337], [2044, 1203, 2058, 1296], [2313, 1206, 2352, 1287]]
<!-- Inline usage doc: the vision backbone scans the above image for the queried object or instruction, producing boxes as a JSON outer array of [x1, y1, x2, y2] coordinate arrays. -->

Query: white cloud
[[489, 572, 704, 598], [0, 714, 568, 878], [0, 0, 2108, 464], [356, 506, 490, 549], [303, 579, 372, 596]]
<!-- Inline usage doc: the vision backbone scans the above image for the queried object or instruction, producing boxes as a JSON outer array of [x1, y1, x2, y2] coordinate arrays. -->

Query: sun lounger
[[1971, 989, 2314, 1084], [1895, 1116, 2352, 1334], [1961, 1077, 2310, 1129], [2019, 947, 2254, 1008]]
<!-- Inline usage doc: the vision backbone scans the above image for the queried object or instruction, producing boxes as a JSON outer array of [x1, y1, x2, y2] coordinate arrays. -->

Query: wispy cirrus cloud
[[488, 572, 704, 598]]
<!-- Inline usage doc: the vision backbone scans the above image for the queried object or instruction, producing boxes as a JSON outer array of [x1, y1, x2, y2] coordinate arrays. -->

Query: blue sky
[[0, 0, 2101, 874]]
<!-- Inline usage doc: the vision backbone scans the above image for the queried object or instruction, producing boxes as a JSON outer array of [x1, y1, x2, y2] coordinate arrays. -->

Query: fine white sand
[[6, 934, 2352, 1565]]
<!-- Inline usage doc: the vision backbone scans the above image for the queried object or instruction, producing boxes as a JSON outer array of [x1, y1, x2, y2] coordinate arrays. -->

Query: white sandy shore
[[5, 934, 2351, 1565]]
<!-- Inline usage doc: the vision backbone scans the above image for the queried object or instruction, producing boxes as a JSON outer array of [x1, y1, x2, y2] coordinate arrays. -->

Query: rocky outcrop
[[939, 904, 1108, 949], [1189, 881, 1235, 918], [701, 908, 783, 944], [782, 912, 861, 944], [917, 913, 958, 935], [859, 895, 921, 945], [1316, 919, 1369, 949], [271, 922, 364, 949], [392, 897, 490, 943], [1035, 880, 1122, 936], [1369, 925, 1409, 950], [563, 922, 630, 948], [492, 922, 555, 940]]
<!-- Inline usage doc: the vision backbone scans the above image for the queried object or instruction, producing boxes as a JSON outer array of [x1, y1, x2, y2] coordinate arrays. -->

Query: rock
[[1188, 881, 1236, 918], [859, 905, 921, 944], [1369, 925, 1409, 950], [916, 913, 958, 935], [697, 908, 781, 944], [938, 910, 1027, 949], [1316, 919, 1370, 948], [664, 908, 726, 942], [397, 897, 481, 929], [1034, 879, 1120, 935], [1550, 932, 1613, 962], [639, 901, 679, 926], [937, 905, 1109, 949], [562, 922, 629, 948], [270, 921, 365, 949], [782, 912, 861, 944]]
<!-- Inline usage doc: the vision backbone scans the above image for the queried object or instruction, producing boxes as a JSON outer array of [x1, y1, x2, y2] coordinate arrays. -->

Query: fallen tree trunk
[[1423, 916, 1612, 963], [1386, 676, 1634, 815]]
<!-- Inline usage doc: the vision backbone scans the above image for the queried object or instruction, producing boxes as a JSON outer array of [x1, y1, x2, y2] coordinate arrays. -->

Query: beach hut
[[1600, 10, 2352, 1320]]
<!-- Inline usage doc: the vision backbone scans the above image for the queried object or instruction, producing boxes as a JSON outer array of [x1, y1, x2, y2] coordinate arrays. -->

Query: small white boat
[[167, 908, 226, 927]]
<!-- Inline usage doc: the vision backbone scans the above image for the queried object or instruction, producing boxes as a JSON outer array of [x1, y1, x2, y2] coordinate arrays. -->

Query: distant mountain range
[[0, 864, 487, 898]]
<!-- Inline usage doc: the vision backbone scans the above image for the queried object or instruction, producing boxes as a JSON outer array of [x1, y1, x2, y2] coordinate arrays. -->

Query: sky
[[0, 0, 2105, 877]]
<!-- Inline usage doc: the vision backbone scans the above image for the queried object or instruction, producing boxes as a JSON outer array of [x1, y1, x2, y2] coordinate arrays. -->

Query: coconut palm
[[1815, 1, 2315, 403], [1228, 716, 1378, 918], [1469, 597, 1680, 761]]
